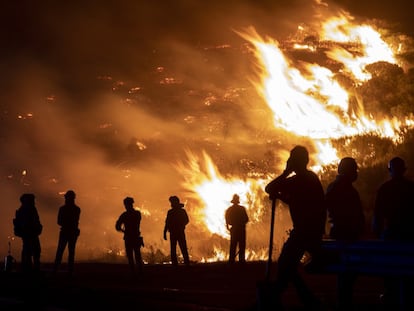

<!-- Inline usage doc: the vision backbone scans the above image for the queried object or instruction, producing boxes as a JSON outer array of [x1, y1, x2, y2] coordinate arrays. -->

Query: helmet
[[231, 194, 240, 204]]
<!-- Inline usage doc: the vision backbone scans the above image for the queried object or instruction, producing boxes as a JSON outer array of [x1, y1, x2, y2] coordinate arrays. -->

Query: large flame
[[179, 6, 414, 261], [177, 150, 267, 238], [239, 11, 414, 165]]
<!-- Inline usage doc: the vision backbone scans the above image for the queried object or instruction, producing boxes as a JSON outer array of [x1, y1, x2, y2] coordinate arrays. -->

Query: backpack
[[13, 217, 23, 237]]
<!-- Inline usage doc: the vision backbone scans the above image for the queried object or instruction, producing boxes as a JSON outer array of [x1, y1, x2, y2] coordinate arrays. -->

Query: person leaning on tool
[[264, 145, 326, 309]]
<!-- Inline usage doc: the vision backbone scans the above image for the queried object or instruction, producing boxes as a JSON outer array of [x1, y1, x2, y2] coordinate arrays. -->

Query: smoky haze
[[0, 1, 412, 262]]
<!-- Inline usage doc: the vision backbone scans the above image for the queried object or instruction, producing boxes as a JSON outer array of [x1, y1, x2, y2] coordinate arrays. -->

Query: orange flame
[[177, 150, 267, 239], [180, 7, 414, 261]]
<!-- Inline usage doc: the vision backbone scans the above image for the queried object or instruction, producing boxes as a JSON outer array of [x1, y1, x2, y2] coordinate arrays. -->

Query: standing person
[[325, 157, 365, 310], [163, 195, 190, 266], [13, 193, 43, 274], [225, 194, 249, 264], [264, 145, 326, 309], [373, 157, 414, 308], [53, 190, 81, 276], [116, 197, 144, 275]]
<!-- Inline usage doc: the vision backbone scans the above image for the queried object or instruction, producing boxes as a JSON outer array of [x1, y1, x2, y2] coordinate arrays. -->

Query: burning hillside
[[1, 1, 413, 263]]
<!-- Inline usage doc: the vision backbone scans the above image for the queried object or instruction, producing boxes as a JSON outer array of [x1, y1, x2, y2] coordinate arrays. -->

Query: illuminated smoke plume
[[1, 0, 413, 262]]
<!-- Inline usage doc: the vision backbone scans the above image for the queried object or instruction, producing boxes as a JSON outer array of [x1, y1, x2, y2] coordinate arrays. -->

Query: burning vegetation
[[1, 1, 414, 264]]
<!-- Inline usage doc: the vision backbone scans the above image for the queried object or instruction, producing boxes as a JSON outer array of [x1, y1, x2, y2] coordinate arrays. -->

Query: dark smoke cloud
[[0, 0, 411, 262]]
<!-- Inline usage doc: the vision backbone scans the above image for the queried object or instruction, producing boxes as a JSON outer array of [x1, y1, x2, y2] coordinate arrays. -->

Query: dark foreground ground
[[0, 261, 386, 310]]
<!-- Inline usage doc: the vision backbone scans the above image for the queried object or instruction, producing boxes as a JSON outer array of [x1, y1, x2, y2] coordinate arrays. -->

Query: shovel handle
[[265, 198, 277, 281]]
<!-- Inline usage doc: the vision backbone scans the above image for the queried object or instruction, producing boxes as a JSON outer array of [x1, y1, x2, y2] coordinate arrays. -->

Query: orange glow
[[178, 8, 414, 262], [321, 12, 396, 82], [177, 150, 267, 238]]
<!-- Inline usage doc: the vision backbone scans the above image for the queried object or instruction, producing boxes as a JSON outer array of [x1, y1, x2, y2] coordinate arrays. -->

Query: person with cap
[[264, 145, 326, 309], [373, 157, 414, 308], [116, 196, 143, 275], [225, 194, 249, 264], [325, 157, 365, 310], [163, 195, 190, 266], [53, 190, 81, 276], [13, 193, 43, 274]]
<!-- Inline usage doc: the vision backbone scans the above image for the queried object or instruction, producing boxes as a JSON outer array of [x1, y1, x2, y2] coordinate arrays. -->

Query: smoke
[[0, 1, 412, 262]]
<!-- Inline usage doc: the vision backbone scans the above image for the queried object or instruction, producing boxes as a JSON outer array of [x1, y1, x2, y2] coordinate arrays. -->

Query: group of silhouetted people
[[11, 145, 414, 309], [260, 145, 414, 310], [12, 191, 193, 276], [114, 194, 193, 273], [13, 190, 80, 276]]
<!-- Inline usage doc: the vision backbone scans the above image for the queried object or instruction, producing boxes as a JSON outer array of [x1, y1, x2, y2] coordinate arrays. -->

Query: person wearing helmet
[[264, 145, 326, 309], [373, 157, 414, 308], [53, 190, 81, 276], [116, 197, 143, 275], [225, 194, 249, 264], [325, 157, 365, 310], [163, 195, 190, 266]]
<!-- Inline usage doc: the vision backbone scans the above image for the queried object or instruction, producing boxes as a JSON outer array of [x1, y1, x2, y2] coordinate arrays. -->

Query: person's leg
[[274, 236, 303, 293], [32, 237, 41, 272], [67, 234, 78, 274], [124, 240, 135, 272], [178, 236, 190, 265], [229, 234, 237, 263], [54, 232, 67, 272], [21, 238, 32, 273], [239, 230, 246, 263], [170, 235, 178, 265], [133, 245, 143, 274]]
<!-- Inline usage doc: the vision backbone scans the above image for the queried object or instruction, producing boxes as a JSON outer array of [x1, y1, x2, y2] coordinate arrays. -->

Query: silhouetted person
[[13, 193, 43, 274], [326, 157, 365, 310], [163, 195, 190, 266], [116, 197, 144, 275], [373, 157, 414, 309], [53, 190, 81, 276], [264, 145, 326, 309], [225, 194, 249, 263]]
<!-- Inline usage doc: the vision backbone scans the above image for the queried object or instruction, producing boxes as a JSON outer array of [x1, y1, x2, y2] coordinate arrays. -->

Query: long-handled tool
[[257, 198, 278, 311], [265, 198, 277, 281]]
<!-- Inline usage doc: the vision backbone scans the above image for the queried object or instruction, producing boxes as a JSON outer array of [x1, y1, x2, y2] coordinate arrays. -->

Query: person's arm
[[163, 214, 169, 240], [57, 207, 63, 227], [184, 210, 189, 226], [115, 214, 124, 232], [244, 208, 249, 224], [265, 159, 293, 200], [225, 209, 231, 231], [265, 170, 290, 200]]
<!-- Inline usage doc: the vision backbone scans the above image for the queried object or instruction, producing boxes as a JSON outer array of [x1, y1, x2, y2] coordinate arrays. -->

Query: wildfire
[[177, 150, 267, 239], [179, 6, 414, 261], [239, 11, 413, 165]]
